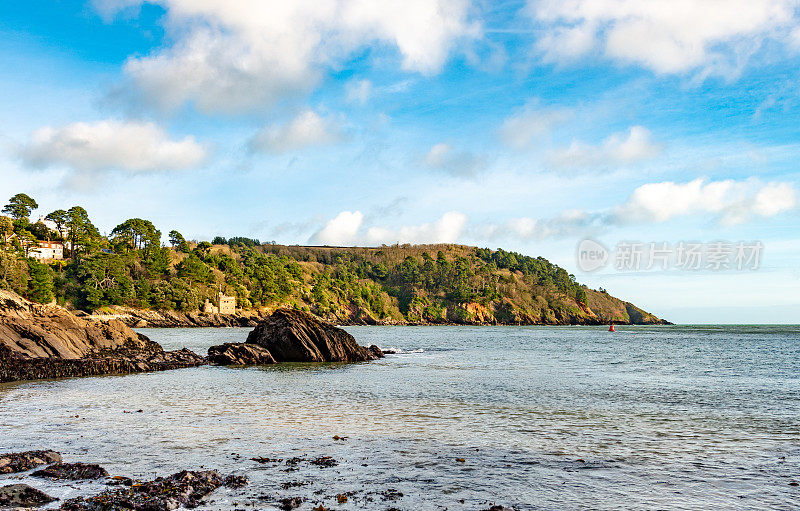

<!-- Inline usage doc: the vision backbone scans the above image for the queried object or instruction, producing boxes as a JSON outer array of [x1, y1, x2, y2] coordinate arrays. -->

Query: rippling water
[[1, 325, 799, 510]]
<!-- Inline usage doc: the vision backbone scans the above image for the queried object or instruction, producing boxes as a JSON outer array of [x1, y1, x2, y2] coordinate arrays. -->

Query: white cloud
[[498, 101, 571, 150], [547, 126, 661, 169], [20, 120, 206, 173], [98, 0, 480, 113], [308, 210, 468, 245], [421, 143, 487, 178], [249, 110, 344, 154], [472, 209, 597, 241], [613, 178, 798, 225], [366, 211, 468, 244], [528, 0, 800, 78], [345, 79, 374, 104], [309, 210, 364, 245]]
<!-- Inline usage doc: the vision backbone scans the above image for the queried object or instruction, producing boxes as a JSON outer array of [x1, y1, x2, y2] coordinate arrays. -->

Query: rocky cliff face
[[209, 309, 383, 365], [0, 290, 205, 383]]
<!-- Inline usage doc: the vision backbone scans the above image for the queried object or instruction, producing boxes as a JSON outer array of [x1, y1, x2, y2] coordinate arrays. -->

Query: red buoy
[[608, 324, 615, 332]]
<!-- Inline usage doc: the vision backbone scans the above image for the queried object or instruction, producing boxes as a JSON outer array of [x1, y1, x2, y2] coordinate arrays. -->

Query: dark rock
[[0, 450, 62, 474], [279, 496, 303, 510], [382, 349, 397, 355], [106, 476, 133, 486], [61, 470, 228, 510], [208, 343, 276, 366], [310, 456, 337, 468], [32, 462, 108, 480], [367, 345, 384, 358], [0, 484, 56, 508], [224, 475, 249, 488], [481, 506, 515, 511], [0, 290, 205, 383], [245, 309, 381, 362]]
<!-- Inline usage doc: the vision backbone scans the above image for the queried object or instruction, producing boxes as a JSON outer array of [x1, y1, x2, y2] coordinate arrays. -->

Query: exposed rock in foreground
[[32, 462, 108, 480], [0, 484, 56, 508], [61, 470, 243, 511], [0, 290, 205, 383], [208, 342, 276, 365], [208, 309, 383, 365], [0, 450, 62, 474]]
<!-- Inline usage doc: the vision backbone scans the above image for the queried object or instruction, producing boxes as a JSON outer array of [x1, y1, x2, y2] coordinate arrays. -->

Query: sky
[[1, 0, 799, 323]]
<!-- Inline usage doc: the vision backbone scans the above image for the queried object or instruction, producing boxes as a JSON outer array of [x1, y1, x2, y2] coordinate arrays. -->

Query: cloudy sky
[[1, 0, 799, 323]]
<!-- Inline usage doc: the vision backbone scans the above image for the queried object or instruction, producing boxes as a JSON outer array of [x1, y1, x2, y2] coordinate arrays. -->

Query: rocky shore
[[90, 301, 670, 328], [0, 449, 518, 510], [0, 292, 386, 383], [0, 290, 205, 383]]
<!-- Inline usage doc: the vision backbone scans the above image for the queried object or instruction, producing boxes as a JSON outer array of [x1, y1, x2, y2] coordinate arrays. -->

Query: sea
[[1, 325, 798, 510]]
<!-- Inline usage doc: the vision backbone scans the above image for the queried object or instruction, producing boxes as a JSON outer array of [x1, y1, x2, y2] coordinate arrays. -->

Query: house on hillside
[[29, 240, 64, 261]]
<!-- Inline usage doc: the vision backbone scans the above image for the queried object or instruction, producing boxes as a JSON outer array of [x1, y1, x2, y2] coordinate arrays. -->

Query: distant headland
[[1, 192, 667, 327]]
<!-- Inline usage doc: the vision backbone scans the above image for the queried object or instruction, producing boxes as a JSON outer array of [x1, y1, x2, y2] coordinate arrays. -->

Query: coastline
[[89, 305, 671, 329]]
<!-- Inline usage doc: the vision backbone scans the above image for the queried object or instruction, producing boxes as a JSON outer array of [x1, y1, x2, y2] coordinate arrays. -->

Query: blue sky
[[1, 0, 799, 323]]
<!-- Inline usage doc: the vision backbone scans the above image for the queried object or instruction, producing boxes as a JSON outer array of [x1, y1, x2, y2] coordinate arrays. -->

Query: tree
[[0, 216, 13, 246], [17, 230, 38, 257], [176, 254, 212, 285], [45, 209, 69, 238], [2, 193, 38, 220], [27, 259, 54, 304], [169, 230, 189, 252], [66, 206, 100, 261], [29, 221, 54, 241], [111, 218, 161, 252]]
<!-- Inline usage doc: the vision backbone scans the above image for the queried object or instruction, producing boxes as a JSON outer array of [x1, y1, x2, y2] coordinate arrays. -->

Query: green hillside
[[0, 213, 664, 325]]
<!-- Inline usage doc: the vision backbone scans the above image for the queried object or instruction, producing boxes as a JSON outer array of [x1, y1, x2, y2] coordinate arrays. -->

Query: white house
[[29, 240, 64, 261]]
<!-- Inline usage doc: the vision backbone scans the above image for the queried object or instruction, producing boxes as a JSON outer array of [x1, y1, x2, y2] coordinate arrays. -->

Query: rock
[[32, 462, 108, 480], [367, 345, 384, 358], [0, 450, 61, 474], [279, 496, 303, 510], [310, 456, 337, 468], [60, 470, 235, 510], [223, 475, 249, 489], [0, 484, 56, 508], [480, 506, 515, 511], [245, 309, 381, 362], [208, 343, 276, 366], [0, 290, 205, 383]]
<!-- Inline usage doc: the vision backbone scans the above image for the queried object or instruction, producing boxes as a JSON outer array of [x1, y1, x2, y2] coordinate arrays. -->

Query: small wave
[[384, 347, 425, 354]]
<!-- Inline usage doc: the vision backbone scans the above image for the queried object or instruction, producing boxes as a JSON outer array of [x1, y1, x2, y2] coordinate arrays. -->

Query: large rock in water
[[0, 289, 205, 383], [208, 309, 382, 364]]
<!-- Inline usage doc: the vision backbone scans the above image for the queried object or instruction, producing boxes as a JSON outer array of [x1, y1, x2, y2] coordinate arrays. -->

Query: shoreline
[[88, 306, 671, 329]]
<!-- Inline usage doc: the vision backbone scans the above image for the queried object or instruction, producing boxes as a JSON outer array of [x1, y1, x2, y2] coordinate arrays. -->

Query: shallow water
[[1, 325, 799, 510]]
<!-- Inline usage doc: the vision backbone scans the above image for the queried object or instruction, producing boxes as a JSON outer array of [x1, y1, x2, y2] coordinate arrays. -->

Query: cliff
[[0, 289, 204, 383]]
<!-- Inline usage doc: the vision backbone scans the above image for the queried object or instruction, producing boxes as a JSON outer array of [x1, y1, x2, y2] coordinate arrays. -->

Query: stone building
[[218, 291, 236, 314], [202, 291, 236, 314]]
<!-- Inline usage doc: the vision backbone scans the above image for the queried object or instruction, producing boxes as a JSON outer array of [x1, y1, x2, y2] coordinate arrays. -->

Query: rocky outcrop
[[247, 309, 382, 362], [0, 450, 62, 474], [208, 342, 276, 365], [61, 470, 242, 511], [208, 309, 383, 365], [32, 462, 108, 480], [0, 290, 205, 383], [87, 306, 270, 328], [0, 484, 56, 508]]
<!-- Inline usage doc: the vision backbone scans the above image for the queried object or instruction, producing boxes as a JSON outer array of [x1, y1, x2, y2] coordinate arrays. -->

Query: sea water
[[1, 325, 798, 510]]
